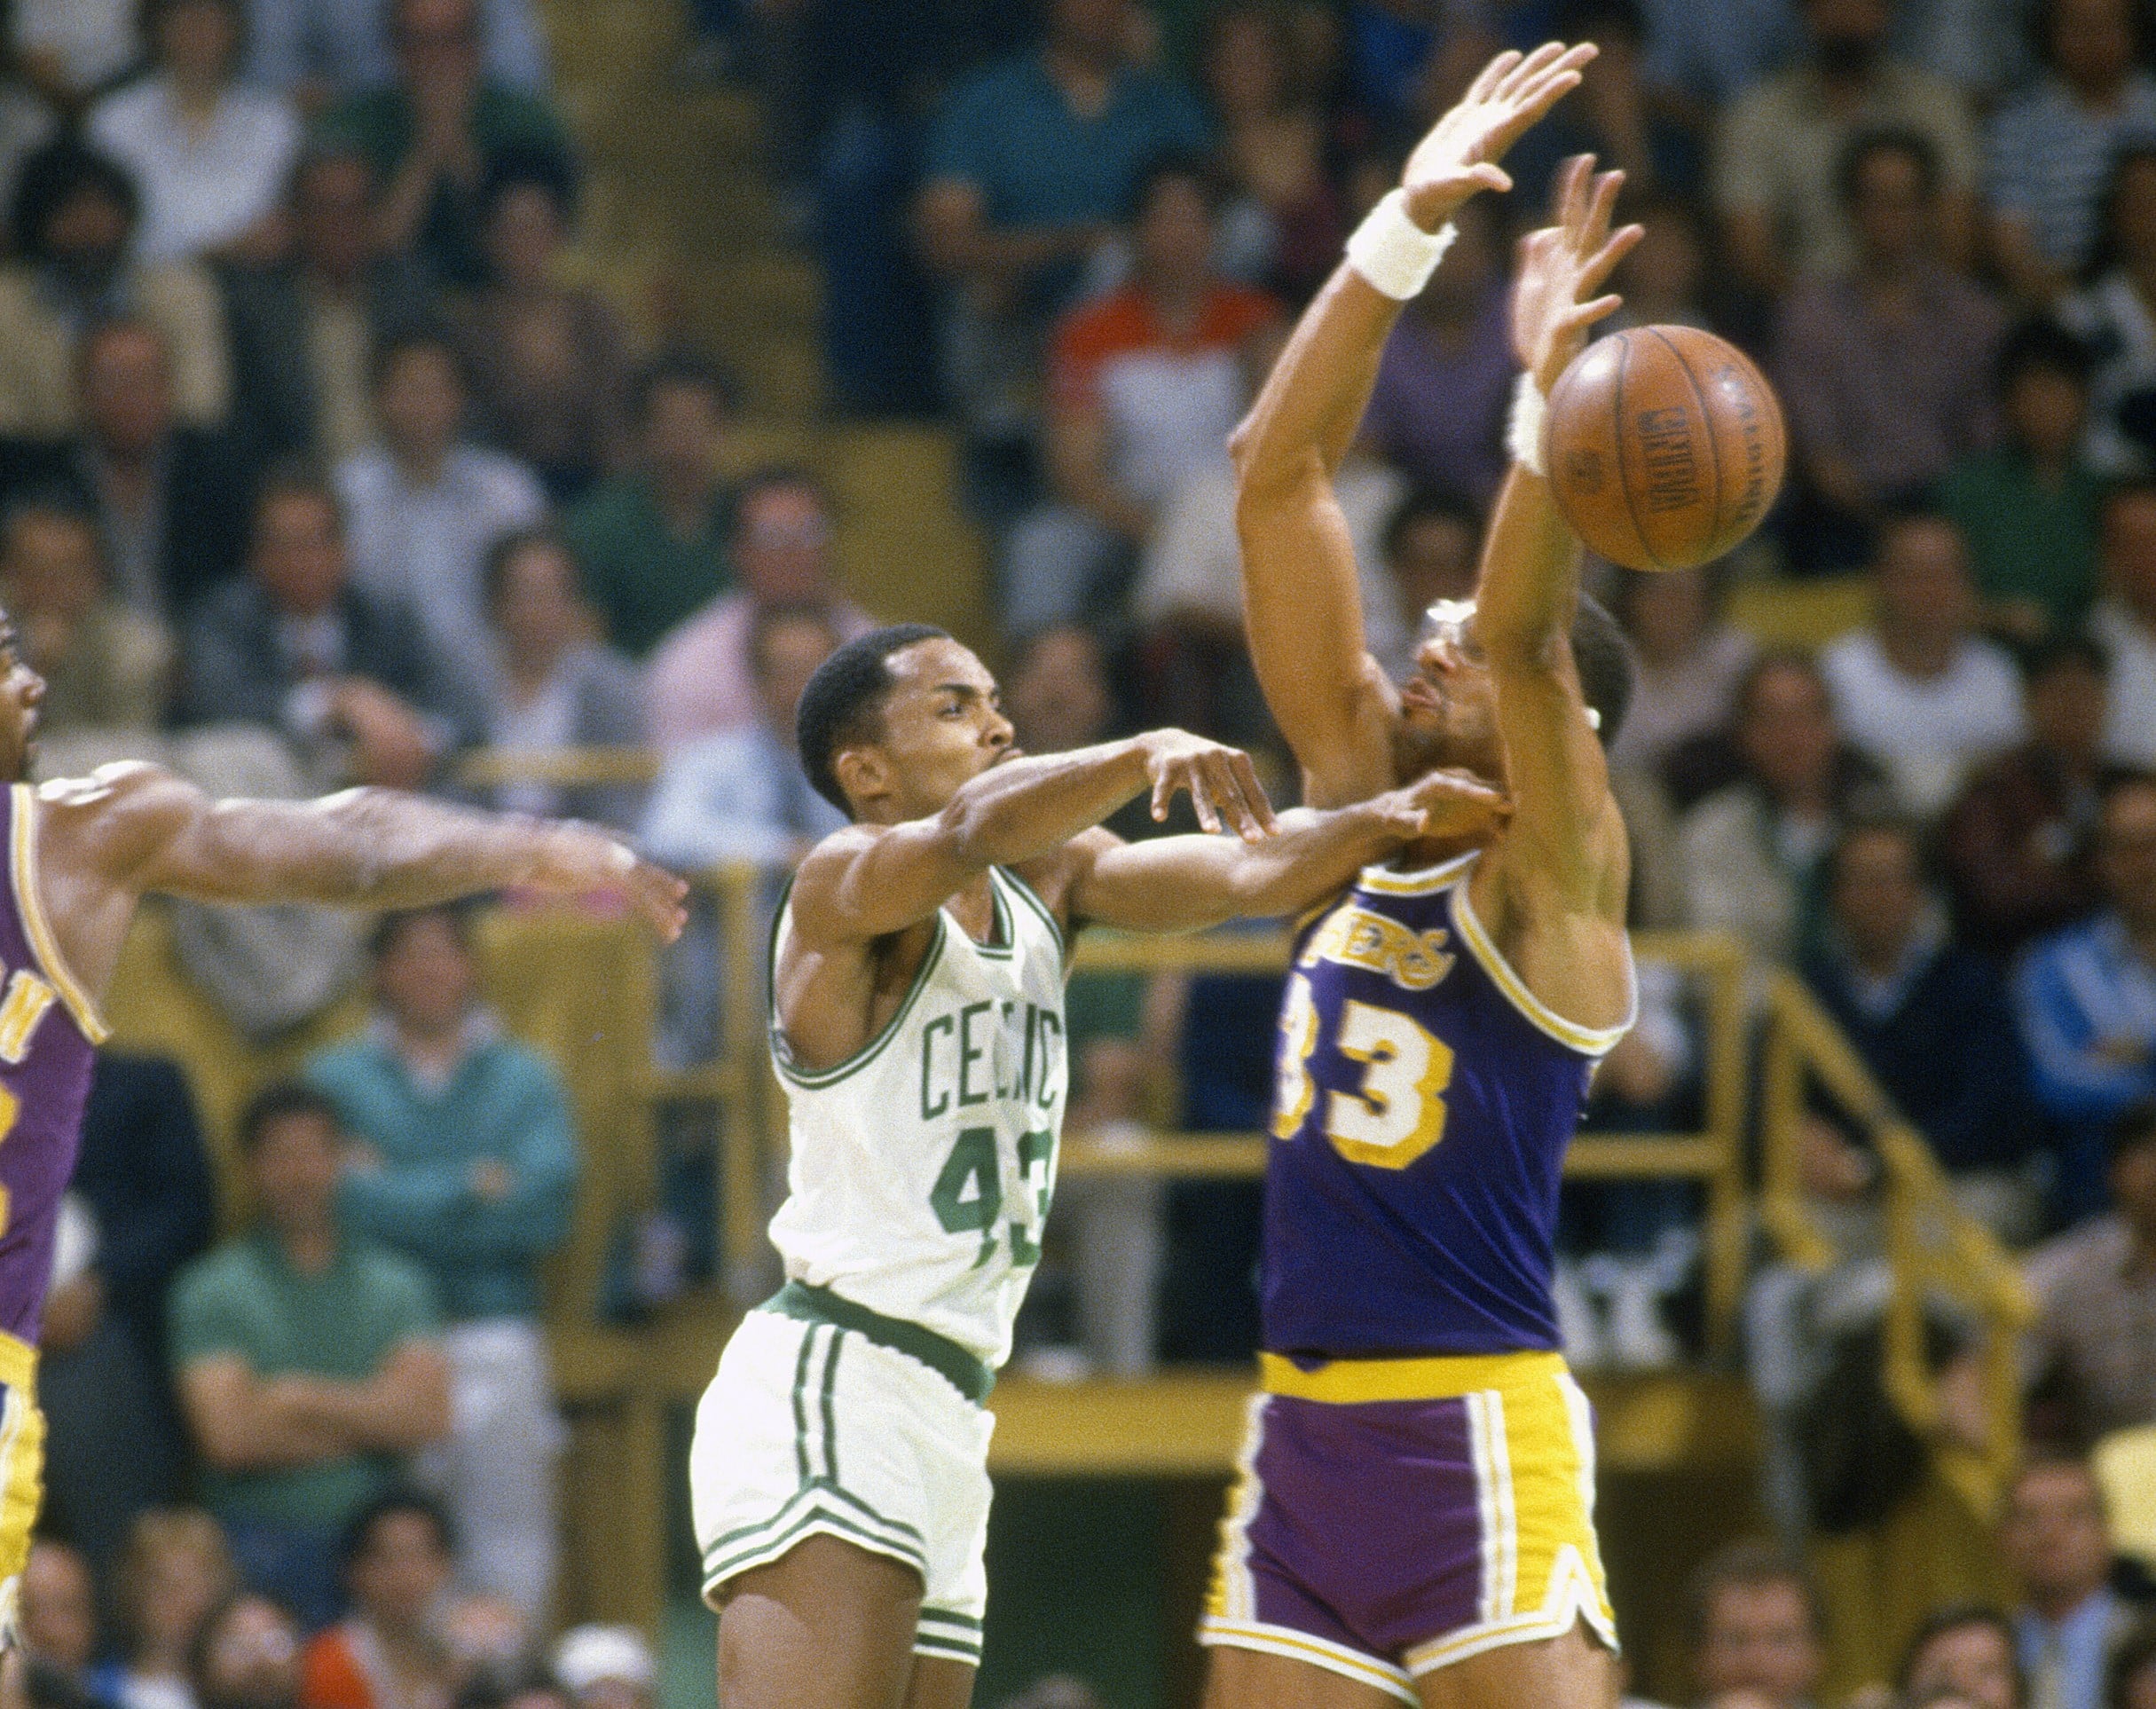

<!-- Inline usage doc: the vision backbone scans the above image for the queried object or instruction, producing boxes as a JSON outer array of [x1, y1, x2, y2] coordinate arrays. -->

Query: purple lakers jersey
[[1263, 852, 1633, 1359], [0, 786, 105, 1344]]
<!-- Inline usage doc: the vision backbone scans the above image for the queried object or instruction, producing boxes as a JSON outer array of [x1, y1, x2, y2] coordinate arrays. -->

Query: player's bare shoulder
[[33, 761, 209, 888]]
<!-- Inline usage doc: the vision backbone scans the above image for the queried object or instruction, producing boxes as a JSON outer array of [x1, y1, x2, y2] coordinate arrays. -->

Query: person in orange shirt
[[299, 1496, 460, 1709]]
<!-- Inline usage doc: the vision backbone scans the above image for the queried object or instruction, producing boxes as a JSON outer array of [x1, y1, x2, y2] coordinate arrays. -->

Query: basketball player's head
[[797, 625, 1016, 823], [0, 590, 49, 785], [1396, 592, 1633, 785]]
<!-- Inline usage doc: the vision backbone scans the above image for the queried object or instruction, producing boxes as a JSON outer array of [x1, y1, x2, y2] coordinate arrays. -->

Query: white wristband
[[1345, 191, 1455, 300], [1507, 371, 1548, 476]]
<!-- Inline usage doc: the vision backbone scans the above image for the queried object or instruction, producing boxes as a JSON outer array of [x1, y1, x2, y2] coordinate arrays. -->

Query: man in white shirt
[[1820, 508, 2026, 817], [2092, 482, 2156, 770]]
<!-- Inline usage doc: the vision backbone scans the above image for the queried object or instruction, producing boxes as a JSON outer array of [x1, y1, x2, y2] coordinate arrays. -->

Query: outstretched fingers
[[1465, 49, 1523, 103]]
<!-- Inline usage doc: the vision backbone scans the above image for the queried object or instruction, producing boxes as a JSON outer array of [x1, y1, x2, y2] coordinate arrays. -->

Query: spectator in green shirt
[[563, 354, 736, 659], [319, 0, 574, 287], [169, 1083, 449, 1631], [1940, 316, 2105, 642]]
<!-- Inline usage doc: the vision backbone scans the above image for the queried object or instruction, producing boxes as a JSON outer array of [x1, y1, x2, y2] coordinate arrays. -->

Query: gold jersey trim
[[10, 787, 109, 1044]]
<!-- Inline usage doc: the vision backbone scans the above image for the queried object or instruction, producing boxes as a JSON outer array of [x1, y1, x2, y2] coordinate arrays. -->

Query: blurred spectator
[[1941, 632, 2112, 957], [12, 0, 138, 110], [1637, 0, 1801, 111], [455, 151, 633, 505], [915, 0, 1208, 489], [1608, 563, 1756, 776], [1005, 156, 1279, 635], [321, 0, 574, 290], [637, 602, 844, 873], [1359, 195, 1514, 508], [478, 532, 646, 831], [248, 0, 548, 112], [2017, 773, 2156, 1223], [2001, 1457, 2132, 1709], [93, 1510, 238, 1709], [644, 469, 872, 747], [178, 467, 484, 790], [85, 0, 302, 267], [1603, 193, 1719, 337], [1774, 130, 2003, 570], [2094, 484, 2156, 770], [1988, 0, 2156, 307], [1677, 653, 1892, 969], [1800, 820, 2036, 1233], [562, 356, 733, 662], [2027, 1104, 2156, 1447], [1940, 318, 2104, 644], [1503, 0, 1696, 210], [192, 1596, 302, 1709], [21, 1540, 98, 1685], [1363, 485, 1485, 684], [0, 39, 53, 229], [169, 1084, 450, 1628], [337, 329, 547, 684], [220, 146, 432, 469], [1199, 4, 1347, 303], [1897, 1605, 2026, 1709], [2060, 147, 2156, 480], [1818, 510, 2025, 818], [0, 495, 171, 737], [1711, 0, 1979, 301], [0, 143, 231, 436], [1685, 1541, 1827, 1709], [549, 1627, 653, 1709], [307, 909, 577, 1620], [299, 1495, 459, 1709]]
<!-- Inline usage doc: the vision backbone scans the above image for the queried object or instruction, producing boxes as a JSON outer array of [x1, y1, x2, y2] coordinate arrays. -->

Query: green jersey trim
[[996, 865, 1066, 971], [768, 884, 952, 1089], [763, 1280, 995, 1403]]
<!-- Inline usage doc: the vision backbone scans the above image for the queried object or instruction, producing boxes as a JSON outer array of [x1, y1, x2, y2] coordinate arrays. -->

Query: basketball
[[1542, 325, 1786, 572]]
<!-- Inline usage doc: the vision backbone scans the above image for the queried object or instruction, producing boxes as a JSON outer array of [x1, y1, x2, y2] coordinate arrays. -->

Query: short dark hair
[[252, 458, 346, 542], [483, 528, 584, 613], [1381, 485, 1483, 566], [1835, 125, 1941, 209], [2110, 1616, 2156, 1709], [2085, 143, 2156, 286], [237, 1082, 342, 1155], [2101, 478, 2156, 528], [2113, 1098, 2156, 1165], [2018, 628, 2111, 683], [796, 623, 951, 813], [139, 0, 248, 53], [1824, 813, 1926, 893], [369, 903, 477, 963], [341, 1489, 455, 1574], [633, 351, 735, 421], [1999, 315, 2097, 392], [9, 142, 139, 266], [1896, 1604, 2022, 1699], [2099, 767, 2156, 821], [749, 600, 839, 682], [734, 464, 833, 529], [1684, 1540, 1825, 1650], [0, 489, 99, 554], [368, 326, 464, 396], [1570, 590, 1635, 751], [1127, 152, 1221, 224], [476, 142, 578, 228], [2034, 0, 2150, 72]]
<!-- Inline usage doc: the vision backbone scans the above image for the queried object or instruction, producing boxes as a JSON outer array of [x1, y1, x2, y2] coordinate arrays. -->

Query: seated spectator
[[300, 1495, 460, 1709], [550, 1628, 653, 1709], [1003, 157, 1279, 635], [338, 330, 547, 684], [562, 356, 733, 661], [1940, 318, 2104, 643], [1684, 1541, 1828, 1709], [479, 532, 646, 831], [644, 469, 872, 747], [1372, 487, 1483, 671], [2017, 773, 2156, 1223], [1359, 195, 1514, 508], [0, 42, 54, 223], [2116, 1623, 2156, 1709], [192, 1595, 303, 1709], [638, 603, 843, 874], [1609, 563, 1756, 776], [247, 0, 549, 111], [0, 143, 230, 436], [0, 318, 256, 618], [220, 146, 435, 469], [321, 0, 574, 290], [1800, 820, 2036, 1234], [1501, 0, 1696, 210], [169, 1085, 449, 1629], [2094, 484, 2156, 771], [1677, 653, 1892, 969], [455, 151, 633, 505], [1603, 192, 1720, 337], [1711, 0, 1979, 300], [2028, 1105, 2156, 1448], [1897, 1605, 2026, 1709], [85, 0, 301, 266], [1637, 0, 1801, 113], [1988, 0, 2156, 307], [1819, 510, 2026, 817], [1774, 130, 2004, 570], [95, 1510, 239, 1709], [20, 1540, 99, 1691], [0, 495, 171, 739], [12, 0, 138, 111], [2000, 1457, 2134, 1709], [914, 0, 1208, 484], [307, 910, 578, 1620], [178, 467, 484, 790], [2060, 147, 2156, 480], [1941, 632, 2111, 956]]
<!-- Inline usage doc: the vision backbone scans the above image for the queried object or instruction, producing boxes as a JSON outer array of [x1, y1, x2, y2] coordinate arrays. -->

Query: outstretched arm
[[1231, 43, 1592, 807]]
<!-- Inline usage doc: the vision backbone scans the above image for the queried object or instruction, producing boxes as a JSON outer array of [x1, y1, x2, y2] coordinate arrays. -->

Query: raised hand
[[1377, 768, 1511, 846], [1511, 154, 1645, 393], [1137, 730, 1279, 840], [526, 821, 690, 942], [1400, 42, 1598, 232]]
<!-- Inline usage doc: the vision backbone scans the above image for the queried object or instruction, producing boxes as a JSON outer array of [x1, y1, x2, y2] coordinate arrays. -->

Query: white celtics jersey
[[766, 865, 1067, 1370]]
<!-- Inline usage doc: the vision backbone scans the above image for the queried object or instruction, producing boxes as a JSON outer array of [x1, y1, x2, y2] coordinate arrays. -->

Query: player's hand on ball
[[1400, 41, 1596, 232], [1381, 768, 1510, 845], [1511, 154, 1643, 393], [1137, 729, 1279, 841], [528, 821, 690, 941]]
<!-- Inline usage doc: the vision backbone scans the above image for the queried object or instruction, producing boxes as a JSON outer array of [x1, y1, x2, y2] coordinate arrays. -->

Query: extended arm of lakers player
[[1230, 43, 1592, 808]]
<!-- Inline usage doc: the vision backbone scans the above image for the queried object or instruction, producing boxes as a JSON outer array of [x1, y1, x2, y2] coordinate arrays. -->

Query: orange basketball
[[1542, 325, 1786, 571]]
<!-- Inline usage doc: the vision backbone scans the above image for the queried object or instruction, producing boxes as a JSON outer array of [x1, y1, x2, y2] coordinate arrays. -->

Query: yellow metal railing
[[1758, 970, 2035, 1514]]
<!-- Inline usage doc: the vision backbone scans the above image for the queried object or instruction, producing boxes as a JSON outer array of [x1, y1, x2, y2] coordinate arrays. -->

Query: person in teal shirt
[[305, 903, 578, 1621]]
